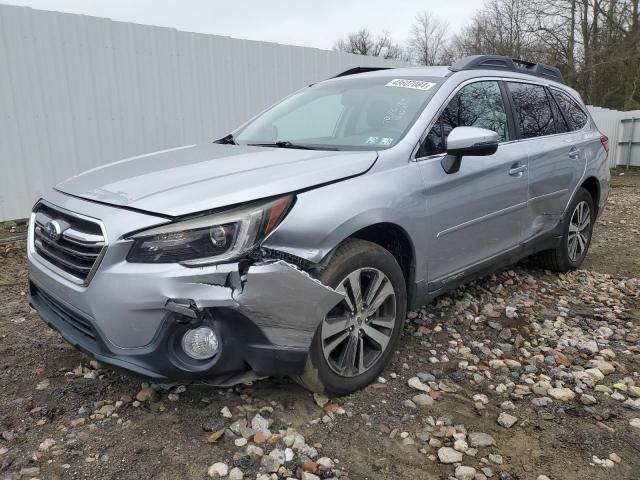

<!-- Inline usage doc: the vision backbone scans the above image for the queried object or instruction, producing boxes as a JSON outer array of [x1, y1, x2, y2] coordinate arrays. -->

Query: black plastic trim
[[332, 67, 391, 78], [408, 225, 564, 309], [499, 80, 520, 141]]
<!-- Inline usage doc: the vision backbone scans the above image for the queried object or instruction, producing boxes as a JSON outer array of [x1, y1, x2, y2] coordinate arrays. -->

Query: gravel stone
[[412, 394, 434, 406], [408, 377, 430, 392], [135, 387, 157, 402], [455, 466, 477, 480], [228, 467, 243, 480], [245, 445, 264, 458], [547, 388, 576, 402], [317, 456, 335, 469], [208, 462, 228, 478], [597, 361, 616, 375], [261, 449, 284, 473], [418, 372, 436, 383], [468, 432, 495, 448], [437, 446, 463, 464], [302, 473, 321, 480], [497, 412, 518, 428], [19, 467, 41, 477], [250, 413, 270, 431]]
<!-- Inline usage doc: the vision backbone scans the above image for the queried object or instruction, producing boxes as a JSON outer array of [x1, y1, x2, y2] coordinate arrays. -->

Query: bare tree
[[334, 29, 405, 59], [524, 0, 639, 108], [332, 0, 640, 109], [452, 0, 542, 58], [407, 11, 449, 65]]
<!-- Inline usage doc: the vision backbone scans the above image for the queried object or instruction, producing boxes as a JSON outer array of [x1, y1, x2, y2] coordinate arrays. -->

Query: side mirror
[[441, 127, 500, 174]]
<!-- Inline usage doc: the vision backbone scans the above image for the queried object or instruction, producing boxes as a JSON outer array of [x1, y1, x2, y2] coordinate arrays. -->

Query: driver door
[[416, 80, 529, 292]]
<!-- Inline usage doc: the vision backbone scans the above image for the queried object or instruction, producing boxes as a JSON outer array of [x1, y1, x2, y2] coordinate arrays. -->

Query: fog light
[[181, 327, 219, 360]]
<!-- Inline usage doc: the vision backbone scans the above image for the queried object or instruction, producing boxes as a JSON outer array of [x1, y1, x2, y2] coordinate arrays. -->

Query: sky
[[1, 0, 479, 50]]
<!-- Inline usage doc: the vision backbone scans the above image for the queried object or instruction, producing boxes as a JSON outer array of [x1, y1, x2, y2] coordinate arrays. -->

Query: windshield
[[234, 76, 443, 150]]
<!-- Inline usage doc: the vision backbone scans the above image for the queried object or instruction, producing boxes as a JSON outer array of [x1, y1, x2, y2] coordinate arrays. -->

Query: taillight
[[600, 135, 609, 153]]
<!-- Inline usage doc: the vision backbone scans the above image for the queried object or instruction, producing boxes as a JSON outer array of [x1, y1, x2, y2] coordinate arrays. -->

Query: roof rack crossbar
[[449, 55, 564, 84]]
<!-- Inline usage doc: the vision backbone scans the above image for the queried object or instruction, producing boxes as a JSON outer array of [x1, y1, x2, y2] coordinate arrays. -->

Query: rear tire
[[538, 187, 594, 272], [293, 239, 407, 396]]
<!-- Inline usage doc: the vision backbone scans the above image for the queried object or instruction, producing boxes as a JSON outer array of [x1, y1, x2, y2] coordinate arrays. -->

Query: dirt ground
[[0, 171, 638, 480]]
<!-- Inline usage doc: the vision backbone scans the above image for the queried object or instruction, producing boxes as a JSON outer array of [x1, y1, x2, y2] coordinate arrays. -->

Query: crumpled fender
[[169, 260, 343, 349]]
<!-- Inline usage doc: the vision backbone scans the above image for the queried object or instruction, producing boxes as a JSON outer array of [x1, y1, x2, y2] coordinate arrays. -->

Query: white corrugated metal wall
[[617, 117, 640, 167], [0, 4, 406, 221], [588, 106, 640, 167]]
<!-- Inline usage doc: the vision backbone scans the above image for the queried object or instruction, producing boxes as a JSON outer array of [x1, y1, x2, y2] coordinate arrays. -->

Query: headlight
[[126, 195, 293, 265]]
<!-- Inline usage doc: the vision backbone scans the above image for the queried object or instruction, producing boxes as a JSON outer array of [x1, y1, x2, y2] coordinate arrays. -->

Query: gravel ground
[[0, 171, 639, 480]]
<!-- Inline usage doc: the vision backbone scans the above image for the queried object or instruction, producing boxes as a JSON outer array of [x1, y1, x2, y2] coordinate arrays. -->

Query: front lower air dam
[[181, 326, 220, 360]]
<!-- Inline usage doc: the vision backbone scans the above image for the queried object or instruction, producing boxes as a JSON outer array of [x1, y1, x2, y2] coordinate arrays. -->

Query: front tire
[[538, 187, 594, 272], [293, 239, 407, 396]]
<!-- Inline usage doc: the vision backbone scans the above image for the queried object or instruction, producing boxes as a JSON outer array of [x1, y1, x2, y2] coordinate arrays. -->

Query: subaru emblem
[[44, 220, 63, 241]]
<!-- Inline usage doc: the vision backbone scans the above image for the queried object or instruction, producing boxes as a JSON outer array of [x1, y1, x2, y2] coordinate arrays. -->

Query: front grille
[[33, 284, 97, 343], [32, 203, 107, 285]]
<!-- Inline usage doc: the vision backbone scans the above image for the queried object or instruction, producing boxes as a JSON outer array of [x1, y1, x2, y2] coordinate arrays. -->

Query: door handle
[[568, 147, 581, 159], [509, 163, 528, 176]]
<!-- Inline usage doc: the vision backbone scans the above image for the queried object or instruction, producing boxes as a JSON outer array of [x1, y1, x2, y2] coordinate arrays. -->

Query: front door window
[[419, 81, 509, 157]]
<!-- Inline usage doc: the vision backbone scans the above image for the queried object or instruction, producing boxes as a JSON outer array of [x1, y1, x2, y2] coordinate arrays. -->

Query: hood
[[55, 143, 377, 216]]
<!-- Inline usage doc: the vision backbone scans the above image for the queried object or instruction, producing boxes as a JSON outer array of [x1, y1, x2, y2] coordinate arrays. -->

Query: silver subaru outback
[[27, 55, 610, 395]]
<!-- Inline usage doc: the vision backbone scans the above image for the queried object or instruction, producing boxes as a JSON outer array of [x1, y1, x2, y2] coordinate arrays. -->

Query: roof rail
[[332, 67, 391, 78], [449, 55, 564, 84]]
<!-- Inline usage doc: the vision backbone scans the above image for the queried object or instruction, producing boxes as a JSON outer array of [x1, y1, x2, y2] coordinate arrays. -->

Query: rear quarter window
[[551, 89, 588, 131], [507, 82, 556, 139]]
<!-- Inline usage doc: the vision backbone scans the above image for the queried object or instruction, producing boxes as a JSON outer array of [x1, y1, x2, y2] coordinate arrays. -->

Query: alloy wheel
[[568, 200, 591, 262], [320, 267, 397, 377]]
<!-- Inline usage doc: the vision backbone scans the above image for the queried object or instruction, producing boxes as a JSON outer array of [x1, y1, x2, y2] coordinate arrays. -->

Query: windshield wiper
[[214, 134, 236, 145], [248, 141, 338, 151]]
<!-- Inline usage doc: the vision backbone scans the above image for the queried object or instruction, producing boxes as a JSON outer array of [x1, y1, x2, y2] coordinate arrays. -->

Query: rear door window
[[419, 80, 509, 157], [550, 89, 588, 131], [507, 82, 556, 138]]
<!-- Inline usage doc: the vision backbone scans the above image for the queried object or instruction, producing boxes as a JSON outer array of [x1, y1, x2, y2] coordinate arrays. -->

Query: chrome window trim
[[28, 200, 109, 287], [412, 75, 591, 162]]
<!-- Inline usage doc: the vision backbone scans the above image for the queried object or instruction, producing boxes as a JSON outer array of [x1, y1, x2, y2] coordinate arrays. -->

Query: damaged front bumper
[[29, 259, 342, 384], [27, 193, 342, 384]]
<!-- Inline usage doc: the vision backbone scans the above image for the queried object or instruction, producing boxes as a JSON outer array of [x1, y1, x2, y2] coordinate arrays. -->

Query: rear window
[[507, 82, 556, 138], [551, 89, 588, 131]]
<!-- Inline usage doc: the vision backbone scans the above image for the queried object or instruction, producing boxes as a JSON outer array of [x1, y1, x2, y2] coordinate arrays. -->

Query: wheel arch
[[580, 176, 601, 215], [321, 222, 417, 306]]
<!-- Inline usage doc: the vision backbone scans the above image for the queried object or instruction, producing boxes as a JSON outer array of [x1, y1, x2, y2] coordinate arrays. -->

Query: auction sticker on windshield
[[385, 79, 436, 91]]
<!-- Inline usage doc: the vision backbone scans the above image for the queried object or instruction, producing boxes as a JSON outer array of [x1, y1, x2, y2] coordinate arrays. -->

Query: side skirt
[[409, 229, 563, 310]]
